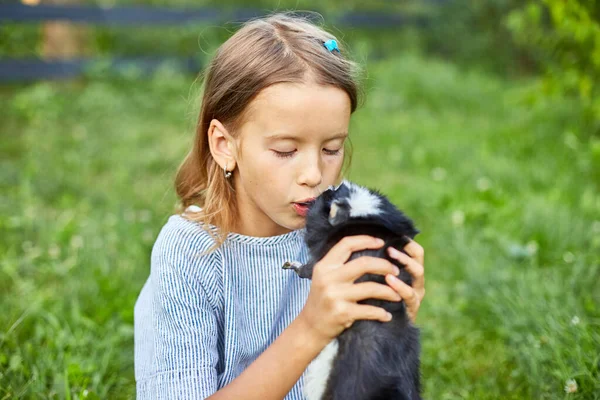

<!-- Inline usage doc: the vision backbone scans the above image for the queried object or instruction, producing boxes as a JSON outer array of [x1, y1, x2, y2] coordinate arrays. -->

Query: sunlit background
[[1, 0, 599, 398]]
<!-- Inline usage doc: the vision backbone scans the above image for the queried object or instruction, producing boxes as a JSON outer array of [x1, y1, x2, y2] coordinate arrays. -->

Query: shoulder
[[151, 213, 223, 301], [153, 213, 218, 258]]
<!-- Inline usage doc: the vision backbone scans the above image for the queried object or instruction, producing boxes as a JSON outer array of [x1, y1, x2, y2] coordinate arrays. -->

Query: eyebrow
[[265, 132, 348, 141]]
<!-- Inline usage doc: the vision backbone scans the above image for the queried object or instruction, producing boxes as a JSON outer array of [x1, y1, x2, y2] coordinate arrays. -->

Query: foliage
[[506, 0, 600, 136], [1, 53, 599, 398], [419, 0, 533, 76]]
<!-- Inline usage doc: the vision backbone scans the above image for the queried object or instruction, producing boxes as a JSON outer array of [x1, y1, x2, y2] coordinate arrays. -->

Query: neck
[[231, 179, 293, 237]]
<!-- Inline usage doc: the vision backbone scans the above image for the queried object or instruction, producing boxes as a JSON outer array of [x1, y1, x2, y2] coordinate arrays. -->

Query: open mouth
[[292, 199, 316, 217], [294, 198, 316, 207]]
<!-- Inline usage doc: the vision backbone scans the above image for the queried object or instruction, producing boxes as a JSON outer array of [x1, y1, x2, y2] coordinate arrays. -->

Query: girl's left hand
[[385, 238, 425, 323]]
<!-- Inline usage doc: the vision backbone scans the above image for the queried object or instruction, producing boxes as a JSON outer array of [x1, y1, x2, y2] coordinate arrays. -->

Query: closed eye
[[324, 148, 342, 156], [272, 150, 296, 158], [272, 148, 343, 159]]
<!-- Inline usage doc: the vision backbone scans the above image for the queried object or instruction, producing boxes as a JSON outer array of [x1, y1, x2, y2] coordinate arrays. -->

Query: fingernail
[[393, 266, 400, 275], [388, 246, 400, 256], [387, 312, 393, 321]]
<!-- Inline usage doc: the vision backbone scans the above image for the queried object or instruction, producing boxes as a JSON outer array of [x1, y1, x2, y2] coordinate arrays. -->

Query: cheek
[[324, 154, 345, 174], [240, 153, 287, 188], [237, 147, 271, 175]]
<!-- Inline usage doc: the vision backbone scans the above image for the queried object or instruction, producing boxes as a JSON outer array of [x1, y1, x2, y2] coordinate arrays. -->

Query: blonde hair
[[174, 11, 364, 250]]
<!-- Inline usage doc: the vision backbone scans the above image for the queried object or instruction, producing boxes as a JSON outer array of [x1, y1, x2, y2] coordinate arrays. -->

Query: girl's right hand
[[297, 235, 402, 346]]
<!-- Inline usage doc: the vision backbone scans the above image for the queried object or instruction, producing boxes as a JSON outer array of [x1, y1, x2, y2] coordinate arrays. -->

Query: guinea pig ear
[[328, 200, 350, 226], [321, 186, 336, 200]]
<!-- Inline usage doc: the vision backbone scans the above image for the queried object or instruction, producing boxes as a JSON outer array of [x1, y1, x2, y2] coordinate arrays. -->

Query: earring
[[224, 163, 232, 179]]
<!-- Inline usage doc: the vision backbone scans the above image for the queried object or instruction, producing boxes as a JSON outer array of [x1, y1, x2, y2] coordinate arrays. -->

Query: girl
[[134, 12, 426, 399]]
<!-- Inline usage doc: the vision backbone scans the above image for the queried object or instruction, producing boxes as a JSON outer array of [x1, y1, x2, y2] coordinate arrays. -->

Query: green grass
[[1, 54, 599, 399]]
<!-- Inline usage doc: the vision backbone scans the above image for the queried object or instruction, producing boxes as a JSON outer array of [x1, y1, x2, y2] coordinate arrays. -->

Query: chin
[[278, 215, 307, 232], [284, 219, 306, 231]]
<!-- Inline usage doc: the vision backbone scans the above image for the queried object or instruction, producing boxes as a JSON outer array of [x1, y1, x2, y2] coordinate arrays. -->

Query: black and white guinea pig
[[283, 180, 422, 400]]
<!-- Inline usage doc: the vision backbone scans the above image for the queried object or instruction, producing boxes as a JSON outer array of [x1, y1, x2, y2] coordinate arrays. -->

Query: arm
[[206, 313, 328, 400], [210, 235, 403, 399], [138, 232, 411, 399]]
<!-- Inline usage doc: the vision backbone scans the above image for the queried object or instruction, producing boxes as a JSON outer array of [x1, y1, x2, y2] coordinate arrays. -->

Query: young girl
[[134, 12, 425, 399]]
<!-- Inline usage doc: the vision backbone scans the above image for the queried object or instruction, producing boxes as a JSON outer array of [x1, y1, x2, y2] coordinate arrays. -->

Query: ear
[[207, 119, 238, 172], [328, 200, 350, 226]]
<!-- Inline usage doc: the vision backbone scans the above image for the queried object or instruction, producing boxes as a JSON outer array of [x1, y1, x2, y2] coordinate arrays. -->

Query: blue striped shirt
[[134, 209, 312, 399]]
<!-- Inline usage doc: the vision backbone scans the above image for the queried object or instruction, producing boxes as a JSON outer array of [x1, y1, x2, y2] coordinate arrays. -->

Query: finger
[[337, 256, 399, 282], [387, 247, 425, 292], [386, 274, 420, 312], [345, 281, 402, 303], [402, 237, 424, 266], [347, 303, 392, 325], [320, 235, 384, 266]]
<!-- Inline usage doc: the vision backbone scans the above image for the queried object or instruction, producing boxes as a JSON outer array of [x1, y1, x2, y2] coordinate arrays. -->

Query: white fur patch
[[345, 181, 382, 217], [304, 339, 339, 400]]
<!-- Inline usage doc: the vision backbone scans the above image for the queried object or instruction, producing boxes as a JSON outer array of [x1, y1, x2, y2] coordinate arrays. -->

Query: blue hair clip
[[323, 39, 340, 53]]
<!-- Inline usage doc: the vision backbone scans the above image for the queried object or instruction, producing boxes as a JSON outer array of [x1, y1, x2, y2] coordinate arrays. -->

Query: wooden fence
[[0, 3, 440, 82]]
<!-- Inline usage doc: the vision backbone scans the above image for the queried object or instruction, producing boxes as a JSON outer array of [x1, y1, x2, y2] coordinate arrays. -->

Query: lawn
[[1, 53, 598, 399]]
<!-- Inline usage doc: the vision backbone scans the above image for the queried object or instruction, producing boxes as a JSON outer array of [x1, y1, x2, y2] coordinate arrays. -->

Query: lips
[[292, 198, 316, 217], [293, 203, 311, 217], [293, 198, 316, 206]]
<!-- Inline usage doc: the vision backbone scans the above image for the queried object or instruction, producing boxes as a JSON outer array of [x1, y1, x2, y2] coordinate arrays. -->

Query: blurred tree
[[506, 0, 600, 136], [422, 0, 534, 76]]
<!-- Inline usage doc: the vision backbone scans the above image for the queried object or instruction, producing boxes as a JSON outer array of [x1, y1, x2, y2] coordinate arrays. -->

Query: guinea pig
[[283, 180, 421, 400]]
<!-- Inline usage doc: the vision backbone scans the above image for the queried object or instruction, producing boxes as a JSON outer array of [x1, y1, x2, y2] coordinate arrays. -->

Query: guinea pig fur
[[283, 180, 422, 400]]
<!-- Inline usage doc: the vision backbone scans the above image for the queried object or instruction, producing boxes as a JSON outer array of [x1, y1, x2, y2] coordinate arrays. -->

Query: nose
[[297, 152, 323, 188]]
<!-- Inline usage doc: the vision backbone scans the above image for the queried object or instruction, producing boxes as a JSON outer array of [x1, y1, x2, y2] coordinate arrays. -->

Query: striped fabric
[[134, 210, 312, 399]]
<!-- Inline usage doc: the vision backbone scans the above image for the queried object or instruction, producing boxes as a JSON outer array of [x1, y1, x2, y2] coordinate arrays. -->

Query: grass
[[1, 53, 599, 399]]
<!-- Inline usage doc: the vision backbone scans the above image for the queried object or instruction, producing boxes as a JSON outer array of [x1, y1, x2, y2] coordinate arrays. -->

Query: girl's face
[[231, 81, 351, 237]]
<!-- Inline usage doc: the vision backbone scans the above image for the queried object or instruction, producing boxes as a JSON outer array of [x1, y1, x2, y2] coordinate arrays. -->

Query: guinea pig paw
[[282, 260, 303, 272]]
